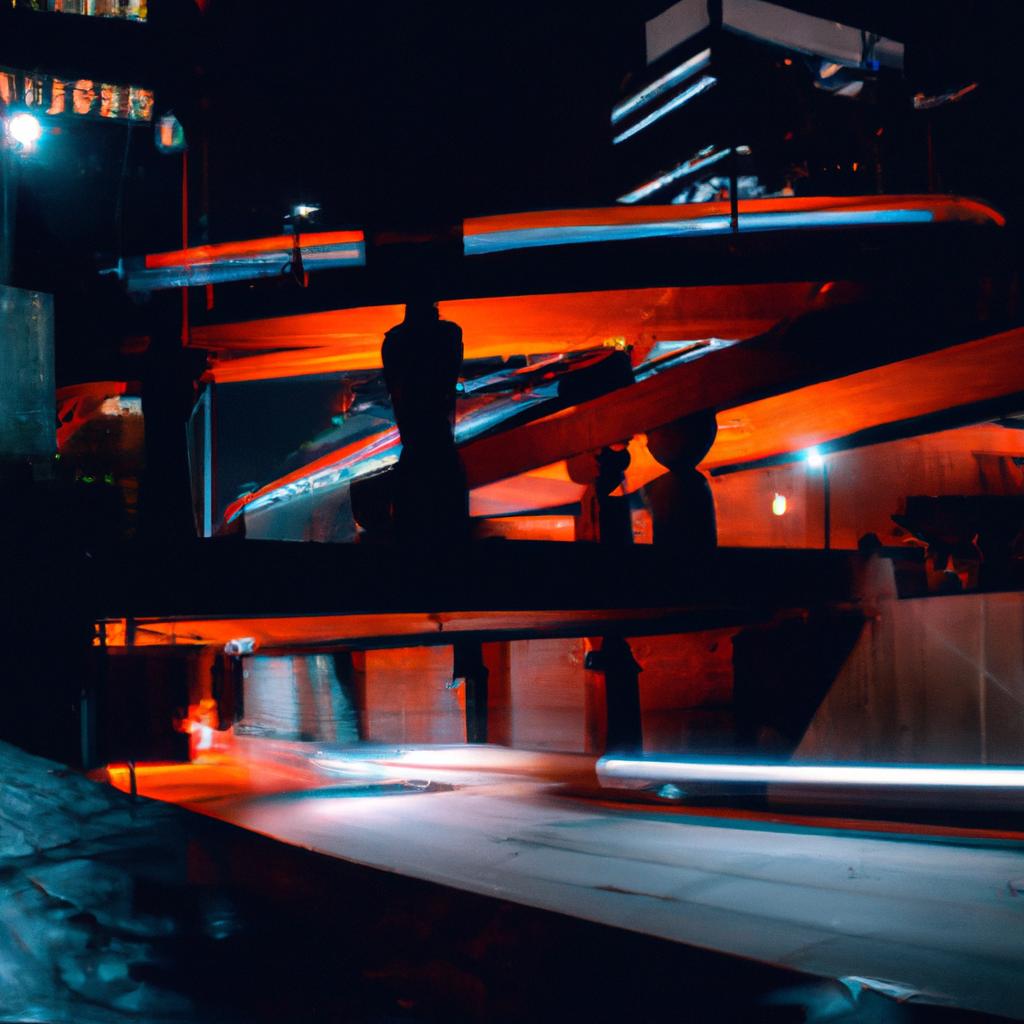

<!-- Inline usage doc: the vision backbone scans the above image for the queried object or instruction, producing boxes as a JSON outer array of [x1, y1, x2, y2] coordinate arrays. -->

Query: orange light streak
[[145, 230, 364, 269]]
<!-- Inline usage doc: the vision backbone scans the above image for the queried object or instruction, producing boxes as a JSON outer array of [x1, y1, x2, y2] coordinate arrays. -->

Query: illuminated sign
[[0, 66, 153, 122], [10, 0, 146, 21]]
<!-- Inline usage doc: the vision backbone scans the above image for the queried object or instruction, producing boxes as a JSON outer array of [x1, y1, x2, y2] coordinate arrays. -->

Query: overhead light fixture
[[612, 75, 717, 145], [804, 446, 825, 469]]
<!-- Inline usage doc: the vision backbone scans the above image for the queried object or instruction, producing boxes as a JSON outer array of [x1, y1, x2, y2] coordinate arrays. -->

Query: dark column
[[643, 410, 718, 558], [454, 640, 489, 744], [138, 291, 203, 542], [586, 636, 643, 754]]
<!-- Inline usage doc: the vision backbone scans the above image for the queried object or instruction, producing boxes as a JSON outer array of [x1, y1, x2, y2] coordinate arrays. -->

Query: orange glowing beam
[[704, 325, 1024, 471], [195, 283, 816, 366], [459, 324, 1024, 490]]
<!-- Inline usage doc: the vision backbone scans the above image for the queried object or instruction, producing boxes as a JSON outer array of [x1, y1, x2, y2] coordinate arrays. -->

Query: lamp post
[[805, 446, 831, 550]]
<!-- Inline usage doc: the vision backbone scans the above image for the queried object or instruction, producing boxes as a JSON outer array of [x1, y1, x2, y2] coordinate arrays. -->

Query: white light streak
[[618, 145, 733, 204], [612, 48, 712, 124], [599, 758, 1024, 789], [612, 75, 717, 145], [465, 207, 936, 257]]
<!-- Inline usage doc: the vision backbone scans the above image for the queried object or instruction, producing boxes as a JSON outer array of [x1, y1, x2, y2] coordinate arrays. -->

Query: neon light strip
[[611, 48, 712, 124], [599, 758, 1024, 789], [145, 230, 364, 268], [618, 146, 733, 204], [465, 208, 934, 255], [613, 75, 717, 145], [128, 241, 365, 291]]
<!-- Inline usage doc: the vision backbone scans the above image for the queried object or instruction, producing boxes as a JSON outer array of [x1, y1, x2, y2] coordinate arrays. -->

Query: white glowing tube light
[[599, 758, 1024, 789], [613, 75, 717, 145], [612, 48, 712, 124]]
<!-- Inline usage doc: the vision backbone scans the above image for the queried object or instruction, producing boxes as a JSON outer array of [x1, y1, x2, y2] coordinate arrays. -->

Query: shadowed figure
[[382, 299, 469, 545]]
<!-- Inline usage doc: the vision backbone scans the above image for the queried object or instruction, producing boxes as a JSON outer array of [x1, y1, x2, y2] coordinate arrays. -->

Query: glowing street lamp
[[802, 446, 831, 548], [6, 112, 42, 150], [804, 445, 825, 470]]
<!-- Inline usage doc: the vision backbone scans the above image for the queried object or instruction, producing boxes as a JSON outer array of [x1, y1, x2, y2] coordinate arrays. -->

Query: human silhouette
[[382, 298, 468, 545]]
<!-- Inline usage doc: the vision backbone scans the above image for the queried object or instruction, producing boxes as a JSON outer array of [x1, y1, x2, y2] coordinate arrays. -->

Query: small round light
[[804, 446, 825, 469], [7, 112, 42, 147], [772, 493, 787, 517]]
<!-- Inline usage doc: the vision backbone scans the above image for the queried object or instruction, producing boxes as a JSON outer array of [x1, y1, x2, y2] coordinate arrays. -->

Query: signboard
[[0, 66, 153, 122], [11, 0, 146, 21]]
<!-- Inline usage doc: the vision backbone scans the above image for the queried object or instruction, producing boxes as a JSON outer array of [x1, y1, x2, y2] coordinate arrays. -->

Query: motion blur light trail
[[598, 757, 1024, 790]]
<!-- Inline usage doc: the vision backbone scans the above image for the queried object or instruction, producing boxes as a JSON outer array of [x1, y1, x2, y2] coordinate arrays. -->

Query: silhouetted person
[[382, 298, 468, 545]]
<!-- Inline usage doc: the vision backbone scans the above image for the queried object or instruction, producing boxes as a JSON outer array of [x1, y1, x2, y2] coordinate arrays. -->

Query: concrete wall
[[632, 630, 737, 753], [797, 589, 1024, 763], [504, 638, 601, 752], [0, 285, 54, 464], [238, 655, 359, 742], [711, 423, 1024, 550], [349, 634, 739, 755], [354, 647, 464, 744]]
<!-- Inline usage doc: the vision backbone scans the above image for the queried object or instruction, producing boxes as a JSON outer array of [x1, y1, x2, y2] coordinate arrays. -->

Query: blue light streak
[[465, 208, 935, 256], [618, 145, 733, 204], [233, 384, 556, 522], [612, 75, 717, 145], [611, 48, 712, 124], [125, 242, 366, 292], [599, 757, 1024, 789]]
